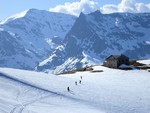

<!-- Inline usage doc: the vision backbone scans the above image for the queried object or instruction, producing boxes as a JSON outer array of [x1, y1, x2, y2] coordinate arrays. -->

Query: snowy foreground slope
[[0, 66, 150, 113]]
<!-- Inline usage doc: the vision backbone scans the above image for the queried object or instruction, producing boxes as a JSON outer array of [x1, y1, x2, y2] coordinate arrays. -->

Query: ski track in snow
[[10, 94, 51, 113], [0, 72, 104, 113]]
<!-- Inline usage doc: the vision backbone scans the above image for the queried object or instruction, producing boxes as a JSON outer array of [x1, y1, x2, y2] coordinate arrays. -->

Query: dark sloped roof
[[106, 54, 129, 60]]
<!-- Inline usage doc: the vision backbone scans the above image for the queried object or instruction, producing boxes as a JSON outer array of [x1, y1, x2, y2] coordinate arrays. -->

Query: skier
[[80, 76, 82, 79], [79, 80, 81, 84], [67, 87, 70, 92], [75, 81, 77, 85]]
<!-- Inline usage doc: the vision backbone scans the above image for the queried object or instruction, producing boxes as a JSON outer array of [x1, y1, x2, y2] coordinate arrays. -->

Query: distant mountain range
[[0, 9, 150, 73], [0, 9, 76, 69], [37, 10, 150, 74]]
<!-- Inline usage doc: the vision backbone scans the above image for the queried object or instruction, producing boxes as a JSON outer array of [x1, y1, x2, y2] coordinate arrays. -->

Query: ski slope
[[0, 66, 150, 113]]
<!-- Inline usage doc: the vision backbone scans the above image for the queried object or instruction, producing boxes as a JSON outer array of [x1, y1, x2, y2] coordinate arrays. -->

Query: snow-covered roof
[[106, 54, 129, 60]]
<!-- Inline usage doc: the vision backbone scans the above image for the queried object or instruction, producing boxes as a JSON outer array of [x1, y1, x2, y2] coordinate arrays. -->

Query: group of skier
[[67, 76, 82, 92]]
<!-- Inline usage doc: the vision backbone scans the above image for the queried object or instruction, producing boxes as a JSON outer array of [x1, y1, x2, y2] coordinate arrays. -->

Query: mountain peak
[[94, 10, 102, 14], [89, 10, 102, 16], [0, 9, 49, 24], [0, 9, 77, 25], [25, 8, 49, 16], [0, 10, 28, 24], [27, 8, 39, 12], [79, 12, 85, 17]]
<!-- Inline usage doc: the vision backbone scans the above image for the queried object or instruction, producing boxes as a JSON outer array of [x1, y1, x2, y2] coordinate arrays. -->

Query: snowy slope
[[38, 11, 150, 73], [137, 59, 150, 65], [0, 68, 103, 113], [0, 9, 76, 69], [0, 67, 150, 113]]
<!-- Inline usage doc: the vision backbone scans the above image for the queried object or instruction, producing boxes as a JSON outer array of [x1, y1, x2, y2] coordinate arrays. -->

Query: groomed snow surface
[[0, 65, 150, 113]]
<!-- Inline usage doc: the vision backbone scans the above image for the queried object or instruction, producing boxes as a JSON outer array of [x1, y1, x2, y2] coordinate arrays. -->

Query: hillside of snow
[[0, 9, 76, 69], [0, 66, 150, 113], [37, 11, 150, 73], [137, 59, 150, 65]]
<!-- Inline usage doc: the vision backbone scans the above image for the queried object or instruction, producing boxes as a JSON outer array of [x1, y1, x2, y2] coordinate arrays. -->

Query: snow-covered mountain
[[37, 10, 150, 73], [0, 9, 76, 69]]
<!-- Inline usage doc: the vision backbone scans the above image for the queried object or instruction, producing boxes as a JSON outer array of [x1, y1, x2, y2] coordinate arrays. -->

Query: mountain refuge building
[[103, 54, 129, 68]]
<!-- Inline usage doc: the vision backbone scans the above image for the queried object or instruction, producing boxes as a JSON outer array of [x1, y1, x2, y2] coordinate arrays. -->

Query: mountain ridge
[[37, 11, 150, 74], [0, 9, 76, 69]]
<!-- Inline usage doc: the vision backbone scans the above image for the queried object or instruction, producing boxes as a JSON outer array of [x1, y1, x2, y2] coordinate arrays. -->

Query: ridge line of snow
[[0, 10, 28, 24]]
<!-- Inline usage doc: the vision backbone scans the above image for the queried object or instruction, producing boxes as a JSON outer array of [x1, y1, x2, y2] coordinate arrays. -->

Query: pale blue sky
[[0, 0, 149, 21]]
